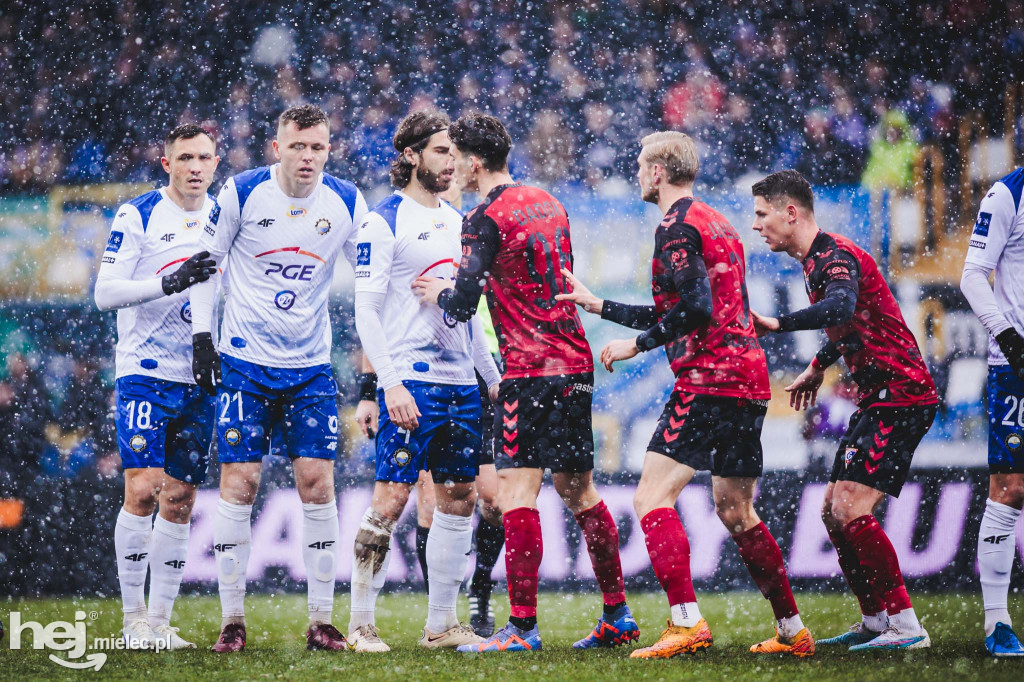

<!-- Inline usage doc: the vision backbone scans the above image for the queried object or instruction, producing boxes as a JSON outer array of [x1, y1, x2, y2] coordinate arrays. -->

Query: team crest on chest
[[315, 217, 331, 235]]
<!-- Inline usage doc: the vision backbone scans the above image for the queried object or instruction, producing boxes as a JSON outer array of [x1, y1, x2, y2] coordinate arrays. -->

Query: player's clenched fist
[[191, 332, 221, 395], [162, 250, 217, 295]]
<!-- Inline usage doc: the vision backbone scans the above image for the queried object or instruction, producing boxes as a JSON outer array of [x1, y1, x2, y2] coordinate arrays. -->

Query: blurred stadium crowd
[[1, 0, 1021, 194]]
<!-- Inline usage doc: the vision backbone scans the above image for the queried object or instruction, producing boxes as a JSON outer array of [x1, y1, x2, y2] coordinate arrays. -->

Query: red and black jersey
[[439, 183, 593, 379], [653, 197, 770, 399], [802, 232, 938, 407]]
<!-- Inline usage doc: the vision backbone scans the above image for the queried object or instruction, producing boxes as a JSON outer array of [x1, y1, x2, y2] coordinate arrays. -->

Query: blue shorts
[[988, 365, 1024, 473], [115, 375, 215, 484], [375, 381, 482, 485], [217, 354, 339, 463]]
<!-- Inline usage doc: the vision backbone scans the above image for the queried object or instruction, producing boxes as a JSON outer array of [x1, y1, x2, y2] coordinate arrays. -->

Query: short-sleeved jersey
[[200, 164, 367, 368], [354, 191, 476, 385], [461, 183, 592, 378], [652, 197, 770, 399], [964, 168, 1024, 366], [97, 189, 218, 384], [804, 231, 938, 406]]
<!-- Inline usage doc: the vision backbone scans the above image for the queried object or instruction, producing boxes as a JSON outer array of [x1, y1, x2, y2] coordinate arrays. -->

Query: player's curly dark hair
[[751, 169, 815, 213], [389, 110, 450, 188], [277, 104, 329, 132], [164, 124, 215, 151], [448, 113, 511, 172]]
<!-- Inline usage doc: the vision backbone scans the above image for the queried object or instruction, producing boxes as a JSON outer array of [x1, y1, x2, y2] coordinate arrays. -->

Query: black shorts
[[494, 372, 594, 473], [830, 403, 937, 497], [647, 390, 767, 478]]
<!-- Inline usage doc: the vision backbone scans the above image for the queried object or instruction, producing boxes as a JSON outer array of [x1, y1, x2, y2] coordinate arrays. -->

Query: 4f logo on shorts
[[843, 447, 856, 469]]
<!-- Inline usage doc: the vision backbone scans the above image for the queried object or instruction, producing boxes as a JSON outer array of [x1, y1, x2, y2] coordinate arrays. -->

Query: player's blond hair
[[640, 131, 699, 185]]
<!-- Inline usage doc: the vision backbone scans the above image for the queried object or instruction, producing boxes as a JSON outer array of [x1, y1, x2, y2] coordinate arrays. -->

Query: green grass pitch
[[2, 591, 1021, 680]]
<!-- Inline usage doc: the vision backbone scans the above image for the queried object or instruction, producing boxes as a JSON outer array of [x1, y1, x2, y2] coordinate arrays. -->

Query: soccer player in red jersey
[[560, 132, 812, 659], [412, 113, 638, 653], [750, 169, 939, 651]]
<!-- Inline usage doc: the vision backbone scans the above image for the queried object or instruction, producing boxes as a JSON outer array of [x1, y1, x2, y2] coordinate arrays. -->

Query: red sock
[[732, 522, 799, 619], [574, 500, 626, 606], [640, 507, 696, 606], [828, 528, 886, 615], [841, 515, 913, 614], [504, 507, 543, 619]]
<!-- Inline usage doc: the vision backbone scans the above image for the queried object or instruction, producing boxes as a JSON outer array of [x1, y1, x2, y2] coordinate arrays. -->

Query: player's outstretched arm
[[422, 210, 500, 322], [555, 267, 663, 330], [634, 276, 712, 351]]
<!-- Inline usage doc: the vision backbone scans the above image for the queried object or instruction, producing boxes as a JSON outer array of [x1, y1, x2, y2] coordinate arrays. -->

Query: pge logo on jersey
[[180, 302, 192, 323]]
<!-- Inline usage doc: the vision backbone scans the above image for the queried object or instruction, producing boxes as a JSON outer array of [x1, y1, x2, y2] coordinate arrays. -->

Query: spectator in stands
[[861, 110, 920, 192]]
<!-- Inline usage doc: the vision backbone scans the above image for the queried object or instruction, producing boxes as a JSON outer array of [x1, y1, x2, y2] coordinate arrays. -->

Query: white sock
[[862, 610, 888, 632], [349, 508, 395, 632], [777, 614, 805, 639], [214, 499, 252, 627], [426, 510, 473, 633], [303, 501, 339, 625], [670, 601, 702, 628], [888, 607, 921, 633], [115, 508, 153, 627], [979, 498, 1021, 636], [147, 515, 190, 628]]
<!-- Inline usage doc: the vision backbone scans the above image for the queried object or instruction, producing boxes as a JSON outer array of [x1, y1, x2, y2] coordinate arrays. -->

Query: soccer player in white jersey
[[94, 124, 221, 651], [188, 105, 368, 653], [960, 167, 1024, 657], [347, 111, 501, 652]]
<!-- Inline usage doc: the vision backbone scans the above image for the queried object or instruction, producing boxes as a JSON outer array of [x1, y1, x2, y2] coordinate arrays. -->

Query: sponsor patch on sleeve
[[970, 238, 986, 250], [356, 242, 371, 266], [105, 231, 124, 253], [973, 211, 991, 237], [208, 203, 221, 226]]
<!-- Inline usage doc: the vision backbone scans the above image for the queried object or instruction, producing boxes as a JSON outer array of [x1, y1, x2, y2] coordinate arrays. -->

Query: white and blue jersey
[[354, 191, 475, 385], [354, 192, 486, 483], [199, 163, 368, 368], [98, 189, 219, 383], [968, 168, 1024, 472], [197, 164, 367, 462], [97, 188, 219, 481]]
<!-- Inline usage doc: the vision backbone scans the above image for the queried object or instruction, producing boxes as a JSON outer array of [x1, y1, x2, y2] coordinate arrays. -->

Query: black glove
[[162, 250, 217, 295], [996, 328, 1024, 379], [192, 332, 221, 396]]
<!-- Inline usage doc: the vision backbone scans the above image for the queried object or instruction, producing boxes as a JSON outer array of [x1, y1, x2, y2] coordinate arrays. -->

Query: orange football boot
[[750, 627, 815, 657], [630, 618, 713, 659]]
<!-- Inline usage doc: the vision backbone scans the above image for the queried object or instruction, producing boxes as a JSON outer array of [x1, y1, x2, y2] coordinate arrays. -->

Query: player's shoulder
[[116, 189, 164, 232], [440, 199, 464, 220], [986, 169, 1024, 213], [321, 172, 360, 220], [364, 193, 404, 235], [228, 165, 273, 212]]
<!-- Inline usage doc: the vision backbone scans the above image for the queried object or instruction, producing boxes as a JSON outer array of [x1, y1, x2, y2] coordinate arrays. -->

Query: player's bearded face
[[163, 136, 219, 200], [274, 122, 331, 191], [413, 130, 455, 194]]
